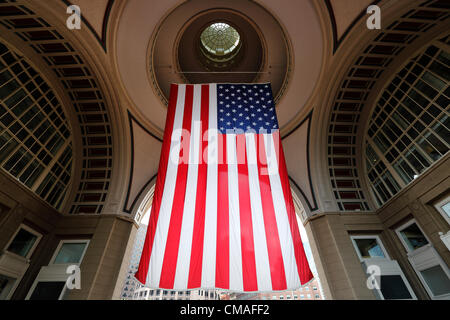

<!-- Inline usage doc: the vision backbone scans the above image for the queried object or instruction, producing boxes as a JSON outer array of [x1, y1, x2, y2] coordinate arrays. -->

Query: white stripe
[[227, 133, 243, 291], [173, 85, 202, 289], [146, 85, 186, 288], [245, 133, 272, 291], [264, 133, 300, 289], [201, 83, 217, 288]]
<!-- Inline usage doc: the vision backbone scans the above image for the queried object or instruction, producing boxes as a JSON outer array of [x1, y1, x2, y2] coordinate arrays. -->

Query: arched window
[[365, 40, 449, 206], [0, 42, 73, 209]]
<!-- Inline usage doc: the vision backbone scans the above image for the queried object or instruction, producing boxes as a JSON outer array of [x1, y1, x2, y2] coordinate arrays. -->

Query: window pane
[[420, 265, 450, 297], [29, 281, 65, 300], [399, 223, 428, 251], [441, 202, 450, 219], [422, 71, 445, 90], [432, 121, 450, 145], [418, 137, 441, 161], [0, 138, 18, 165], [380, 275, 412, 299], [374, 133, 390, 153], [382, 171, 400, 195], [429, 61, 450, 82], [393, 159, 415, 183], [0, 43, 73, 211], [53, 242, 87, 264], [0, 274, 16, 300], [374, 179, 390, 202], [24, 163, 44, 188], [366, 144, 379, 167], [405, 149, 424, 173], [354, 238, 385, 258], [424, 130, 448, 155], [7, 228, 38, 257]]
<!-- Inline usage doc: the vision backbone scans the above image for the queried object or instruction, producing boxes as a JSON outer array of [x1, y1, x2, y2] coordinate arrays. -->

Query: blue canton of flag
[[217, 84, 279, 134]]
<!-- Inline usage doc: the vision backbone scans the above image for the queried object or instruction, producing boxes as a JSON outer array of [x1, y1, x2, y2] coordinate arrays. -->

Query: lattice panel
[[0, 0, 113, 214], [327, 0, 449, 211]]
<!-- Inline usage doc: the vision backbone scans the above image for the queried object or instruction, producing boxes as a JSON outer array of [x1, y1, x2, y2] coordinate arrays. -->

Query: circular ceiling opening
[[176, 10, 265, 85], [200, 22, 241, 59], [151, 3, 292, 107]]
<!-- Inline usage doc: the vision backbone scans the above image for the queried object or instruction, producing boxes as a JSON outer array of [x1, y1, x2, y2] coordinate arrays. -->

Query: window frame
[[350, 235, 390, 261], [434, 195, 450, 225], [48, 239, 89, 265], [352, 234, 417, 300], [363, 41, 450, 208], [4, 224, 42, 260], [0, 273, 18, 300], [25, 239, 89, 300], [395, 219, 450, 300], [395, 219, 431, 253], [26, 280, 68, 300]]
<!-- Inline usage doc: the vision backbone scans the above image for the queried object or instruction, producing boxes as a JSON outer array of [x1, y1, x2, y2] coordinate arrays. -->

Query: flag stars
[[217, 84, 277, 133]]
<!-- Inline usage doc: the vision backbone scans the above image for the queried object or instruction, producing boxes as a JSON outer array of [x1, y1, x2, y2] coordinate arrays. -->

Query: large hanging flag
[[135, 83, 313, 292]]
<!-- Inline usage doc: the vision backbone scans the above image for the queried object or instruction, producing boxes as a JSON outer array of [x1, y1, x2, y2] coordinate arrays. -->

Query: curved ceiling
[[175, 9, 266, 90], [115, 0, 324, 136]]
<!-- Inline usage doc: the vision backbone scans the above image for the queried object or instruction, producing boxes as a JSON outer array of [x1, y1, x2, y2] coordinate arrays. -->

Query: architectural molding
[[61, 0, 115, 52], [123, 111, 161, 214]]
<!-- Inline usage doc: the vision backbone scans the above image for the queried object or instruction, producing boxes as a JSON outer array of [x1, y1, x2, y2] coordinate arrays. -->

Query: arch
[[361, 36, 450, 207], [0, 40, 74, 210], [323, 1, 450, 212], [0, 0, 125, 214], [62, 0, 115, 52]]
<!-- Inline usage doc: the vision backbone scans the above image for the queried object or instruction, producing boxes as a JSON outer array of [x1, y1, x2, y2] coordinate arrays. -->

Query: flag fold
[[135, 83, 313, 292]]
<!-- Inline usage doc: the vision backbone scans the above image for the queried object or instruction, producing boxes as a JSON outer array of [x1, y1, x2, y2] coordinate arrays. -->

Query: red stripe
[[159, 85, 194, 288], [135, 84, 179, 284], [272, 132, 313, 284], [187, 85, 209, 288], [215, 133, 229, 289], [236, 134, 258, 291], [255, 134, 287, 290]]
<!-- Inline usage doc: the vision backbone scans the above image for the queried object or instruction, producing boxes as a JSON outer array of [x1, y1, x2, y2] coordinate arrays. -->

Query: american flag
[[135, 83, 313, 292]]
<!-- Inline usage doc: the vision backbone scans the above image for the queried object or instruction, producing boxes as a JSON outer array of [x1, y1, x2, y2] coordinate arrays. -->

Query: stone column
[[305, 213, 376, 299], [65, 215, 138, 300]]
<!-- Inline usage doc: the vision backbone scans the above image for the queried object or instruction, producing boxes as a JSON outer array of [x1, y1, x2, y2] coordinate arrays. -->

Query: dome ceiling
[[115, 0, 324, 136], [176, 10, 265, 87]]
